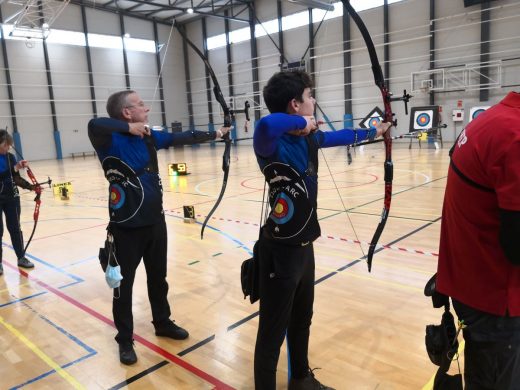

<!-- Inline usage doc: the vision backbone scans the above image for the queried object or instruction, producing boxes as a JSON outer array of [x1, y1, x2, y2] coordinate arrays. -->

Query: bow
[[174, 23, 233, 239], [11, 146, 52, 255], [340, 1, 410, 271]]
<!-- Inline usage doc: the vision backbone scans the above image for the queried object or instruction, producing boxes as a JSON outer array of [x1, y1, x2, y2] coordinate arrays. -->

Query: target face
[[110, 184, 126, 209], [271, 193, 295, 224], [359, 107, 384, 129], [469, 106, 490, 122], [413, 110, 433, 130]]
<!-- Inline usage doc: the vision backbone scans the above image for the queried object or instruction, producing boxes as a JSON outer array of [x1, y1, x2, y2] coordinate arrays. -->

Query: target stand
[[408, 106, 444, 149], [183, 205, 196, 223]]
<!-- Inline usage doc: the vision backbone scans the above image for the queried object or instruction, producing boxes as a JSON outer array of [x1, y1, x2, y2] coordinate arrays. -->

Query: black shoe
[[288, 368, 335, 390], [154, 320, 189, 340], [17, 257, 34, 269], [119, 342, 137, 365], [0, 263, 3, 275]]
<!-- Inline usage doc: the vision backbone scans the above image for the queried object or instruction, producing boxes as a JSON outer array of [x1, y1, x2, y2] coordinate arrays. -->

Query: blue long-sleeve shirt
[[0, 153, 32, 200], [254, 113, 376, 173]]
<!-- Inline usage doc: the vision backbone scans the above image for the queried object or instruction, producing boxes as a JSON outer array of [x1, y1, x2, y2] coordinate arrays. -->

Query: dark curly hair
[[262, 70, 313, 113]]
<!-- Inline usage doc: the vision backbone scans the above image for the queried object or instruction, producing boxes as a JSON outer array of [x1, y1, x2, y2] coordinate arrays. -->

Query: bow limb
[[174, 23, 233, 239], [10, 147, 52, 255], [340, 1, 394, 272]]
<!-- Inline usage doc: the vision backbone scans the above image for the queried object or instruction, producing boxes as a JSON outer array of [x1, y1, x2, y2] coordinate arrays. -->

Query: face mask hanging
[[101, 230, 123, 298]]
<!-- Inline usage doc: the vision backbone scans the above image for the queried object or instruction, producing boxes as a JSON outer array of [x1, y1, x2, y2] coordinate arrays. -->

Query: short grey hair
[[106, 90, 135, 119]]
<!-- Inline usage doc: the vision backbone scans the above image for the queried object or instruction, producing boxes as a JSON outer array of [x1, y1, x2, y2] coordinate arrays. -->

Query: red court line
[[33, 223, 107, 241], [4, 262, 235, 390]]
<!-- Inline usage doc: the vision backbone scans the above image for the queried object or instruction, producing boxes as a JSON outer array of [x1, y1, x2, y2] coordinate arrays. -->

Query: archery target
[[413, 110, 434, 130], [469, 106, 490, 122], [110, 184, 126, 210], [271, 193, 295, 225], [359, 107, 384, 129]]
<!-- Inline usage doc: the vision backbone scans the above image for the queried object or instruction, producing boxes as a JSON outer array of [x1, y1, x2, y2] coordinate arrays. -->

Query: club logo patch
[[102, 157, 144, 223]]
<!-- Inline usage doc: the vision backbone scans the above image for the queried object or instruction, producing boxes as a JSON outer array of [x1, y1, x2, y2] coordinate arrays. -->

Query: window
[[46, 29, 86, 46], [124, 37, 156, 53], [88, 33, 123, 50], [207, 0, 405, 51]]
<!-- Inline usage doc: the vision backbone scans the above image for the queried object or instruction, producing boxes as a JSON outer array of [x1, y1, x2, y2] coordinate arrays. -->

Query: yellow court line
[[422, 339, 465, 390], [0, 314, 86, 389]]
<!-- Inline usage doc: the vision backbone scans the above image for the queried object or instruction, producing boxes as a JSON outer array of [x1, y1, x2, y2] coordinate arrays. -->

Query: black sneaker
[[119, 342, 137, 365], [0, 263, 3, 275], [288, 368, 335, 390], [154, 320, 189, 340], [17, 257, 34, 269]]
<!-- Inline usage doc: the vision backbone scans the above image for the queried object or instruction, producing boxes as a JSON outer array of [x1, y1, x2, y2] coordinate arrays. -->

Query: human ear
[[287, 98, 299, 114]]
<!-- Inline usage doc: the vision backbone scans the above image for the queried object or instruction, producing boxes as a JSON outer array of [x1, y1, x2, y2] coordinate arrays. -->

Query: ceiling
[[69, 0, 255, 26]]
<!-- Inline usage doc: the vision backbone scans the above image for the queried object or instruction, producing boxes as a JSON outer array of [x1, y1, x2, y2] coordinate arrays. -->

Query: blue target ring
[[270, 193, 295, 225], [110, 183, 126, 210], [416, 113, 431, 128], [472, 109, 485, 120], [369, 117, 381, 127]]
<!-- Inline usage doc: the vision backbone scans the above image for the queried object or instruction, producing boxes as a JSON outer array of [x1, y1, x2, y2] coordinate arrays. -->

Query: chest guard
[[102, 156, 144, 224], [262, 162, 320, 245]]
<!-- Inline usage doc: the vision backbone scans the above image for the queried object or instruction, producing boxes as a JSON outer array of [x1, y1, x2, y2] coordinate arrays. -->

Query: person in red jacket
[[436, 91, 520, 389]]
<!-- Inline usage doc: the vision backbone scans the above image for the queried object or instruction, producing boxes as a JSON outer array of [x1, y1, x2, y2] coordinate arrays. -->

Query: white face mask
[[105, 264, 123, 289]]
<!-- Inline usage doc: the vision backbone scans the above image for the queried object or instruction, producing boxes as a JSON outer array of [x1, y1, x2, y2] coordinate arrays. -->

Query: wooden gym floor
[[0, 141, 455, 389]]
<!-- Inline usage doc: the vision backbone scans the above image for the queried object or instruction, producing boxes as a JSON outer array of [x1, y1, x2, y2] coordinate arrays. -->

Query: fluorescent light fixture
[[9, 25, 49, 39], [287, 0, 335, 11]]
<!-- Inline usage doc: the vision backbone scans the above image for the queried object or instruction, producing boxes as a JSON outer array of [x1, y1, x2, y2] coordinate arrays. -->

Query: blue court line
[[163, 213, 253, 256], [2, 242, 83, 283], [0, 279, 82, 307], [9, 301, 97, 389], [0, 292, 47, 308], [62, 255, 98, 269]]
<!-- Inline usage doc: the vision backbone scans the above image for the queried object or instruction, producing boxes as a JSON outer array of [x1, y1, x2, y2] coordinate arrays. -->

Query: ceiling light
[[187, 8, 194, 14], [287, 0, 335, 11]]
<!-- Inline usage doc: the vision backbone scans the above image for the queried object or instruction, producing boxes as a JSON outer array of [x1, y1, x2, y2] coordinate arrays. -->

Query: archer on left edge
[[0, 129, 39, 276]]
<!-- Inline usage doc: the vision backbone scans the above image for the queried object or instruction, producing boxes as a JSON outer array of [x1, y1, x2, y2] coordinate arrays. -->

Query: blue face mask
[[105, 264, 123, 289]]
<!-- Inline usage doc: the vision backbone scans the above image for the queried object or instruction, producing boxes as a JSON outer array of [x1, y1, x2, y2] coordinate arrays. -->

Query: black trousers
[[110, 219, 171, 344], [453, 300, 520, 390], [254, 238, 315, 390], [0, 197, 25, 262]]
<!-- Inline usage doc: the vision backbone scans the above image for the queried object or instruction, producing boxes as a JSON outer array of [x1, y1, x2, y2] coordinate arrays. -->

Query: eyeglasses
[[125, 102, 146, 109]]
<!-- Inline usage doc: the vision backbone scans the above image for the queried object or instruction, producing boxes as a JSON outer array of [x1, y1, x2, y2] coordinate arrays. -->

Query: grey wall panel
[[123, 15, 153, 39], [47, 43, 92, 155], [158, 25, 187, 128], [52, 3, 83, 31], [90, 47, 126, 115], [0, 44, 13, 131], [85, 8, 121, 35], [127, 51, 162, 125], [7, 40, 55, 160]]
